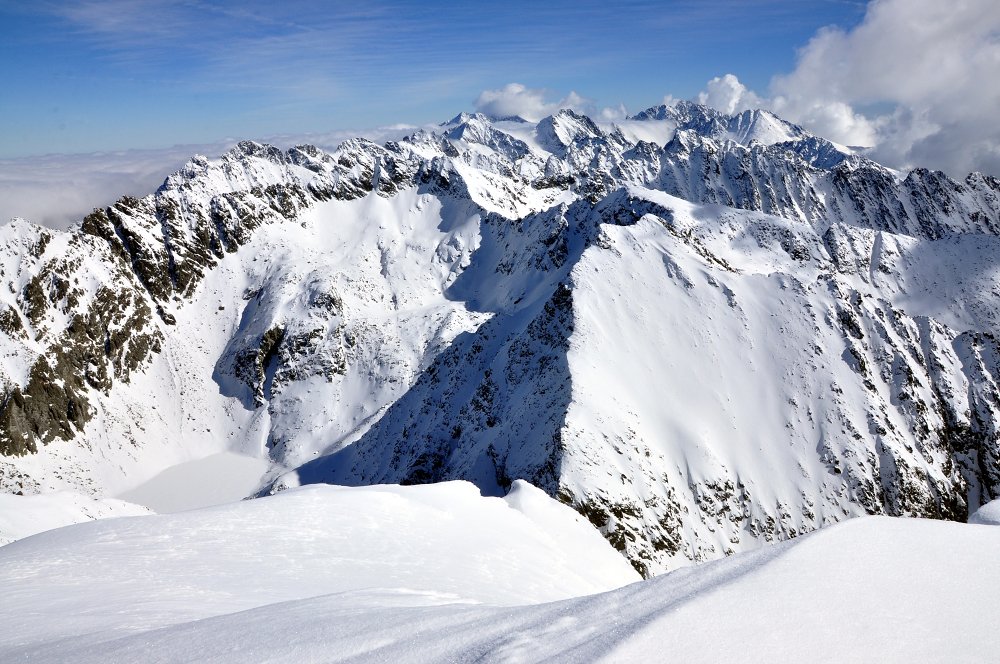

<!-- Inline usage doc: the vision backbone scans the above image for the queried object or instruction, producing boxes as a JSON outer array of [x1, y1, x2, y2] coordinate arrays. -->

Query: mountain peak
[[224, 140, 287, 164], [536, 109, 604, 151]]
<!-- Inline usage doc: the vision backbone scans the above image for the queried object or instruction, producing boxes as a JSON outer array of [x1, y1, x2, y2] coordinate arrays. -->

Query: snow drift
[[1, 486, 996, 663]]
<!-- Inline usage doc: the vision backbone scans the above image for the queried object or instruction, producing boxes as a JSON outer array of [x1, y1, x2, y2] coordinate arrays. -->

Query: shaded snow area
[[1, 486, 996, 663], [969, 498, 1000, 525], [116, 451, 270, 512]]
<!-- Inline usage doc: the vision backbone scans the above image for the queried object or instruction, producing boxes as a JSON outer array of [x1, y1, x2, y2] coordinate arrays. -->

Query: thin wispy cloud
[[41, 1, 407, 85], [2, 1, 867, 158]]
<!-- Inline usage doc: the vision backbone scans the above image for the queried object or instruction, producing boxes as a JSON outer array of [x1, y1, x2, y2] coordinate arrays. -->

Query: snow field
[[0, 480, 639, 660], [2, 497, 996, 663]]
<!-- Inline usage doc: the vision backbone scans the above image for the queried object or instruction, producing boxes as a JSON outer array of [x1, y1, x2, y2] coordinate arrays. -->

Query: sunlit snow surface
[[0, 481, 638, 659], [1, 484, 997, 663], [0, 491, 149, 545], [5, 106, 1000, 575], [3, 105, 1000, 662]]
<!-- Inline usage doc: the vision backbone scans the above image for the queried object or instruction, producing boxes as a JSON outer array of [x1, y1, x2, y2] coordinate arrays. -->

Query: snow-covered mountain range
[[2, 101, 1000, 575]]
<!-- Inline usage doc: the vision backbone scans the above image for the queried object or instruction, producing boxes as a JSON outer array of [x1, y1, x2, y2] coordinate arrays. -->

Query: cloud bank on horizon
[[2, 0, 997, 230]]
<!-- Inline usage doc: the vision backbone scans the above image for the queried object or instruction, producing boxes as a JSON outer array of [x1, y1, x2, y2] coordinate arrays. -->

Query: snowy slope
[[2, 505, 996, 663], [0, 491, 149, 545], [0, 169, 489, 498], [2, 101, 1000, 574], [286, 185, 1000, 571], [0, 480, 639, 659]]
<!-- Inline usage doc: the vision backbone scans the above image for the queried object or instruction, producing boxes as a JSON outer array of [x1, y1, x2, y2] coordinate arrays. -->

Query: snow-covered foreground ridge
[[2, 484, 998, 663], [2, 100, 1000, 573]]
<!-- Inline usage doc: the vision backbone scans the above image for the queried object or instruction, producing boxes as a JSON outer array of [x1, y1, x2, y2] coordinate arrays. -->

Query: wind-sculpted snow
[[1, 102, 999, 573], [3, 506, 998, 663], [0, 481, 640, 660]]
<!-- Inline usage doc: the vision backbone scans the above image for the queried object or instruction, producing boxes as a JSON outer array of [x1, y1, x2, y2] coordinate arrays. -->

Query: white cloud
[[696, 74, 764, 116], [474, 83, 588, 121], [599, 103, 629, 122], [770, 96, 878, 148], [0, 147, 212, 231], [692, 0, 1000, 177]]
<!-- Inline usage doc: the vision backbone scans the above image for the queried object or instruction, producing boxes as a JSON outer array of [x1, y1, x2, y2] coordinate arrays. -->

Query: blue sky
[[0, 0, 867, 158]]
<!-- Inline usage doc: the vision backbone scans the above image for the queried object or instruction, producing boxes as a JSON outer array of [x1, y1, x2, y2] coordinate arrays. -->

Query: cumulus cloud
[[696, 75, 765, 116], [689, 0, 1000, 177], [474, 83, 588, 121]]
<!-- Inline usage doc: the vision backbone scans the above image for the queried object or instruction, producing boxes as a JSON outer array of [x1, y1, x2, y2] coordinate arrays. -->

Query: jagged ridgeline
[[2, 102, 1000, 574]]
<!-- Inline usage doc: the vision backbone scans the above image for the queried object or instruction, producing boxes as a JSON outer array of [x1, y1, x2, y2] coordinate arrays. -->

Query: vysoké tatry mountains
[[2, 101, 1000, 578]]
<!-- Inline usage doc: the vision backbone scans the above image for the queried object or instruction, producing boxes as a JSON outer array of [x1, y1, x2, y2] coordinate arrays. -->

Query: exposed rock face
[[0, 223, 163, 457], [1, 105, 999, 575]]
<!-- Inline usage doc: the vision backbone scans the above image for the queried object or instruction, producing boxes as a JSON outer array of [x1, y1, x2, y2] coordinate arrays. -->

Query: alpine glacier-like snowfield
[[1, 488, 997, 663]]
